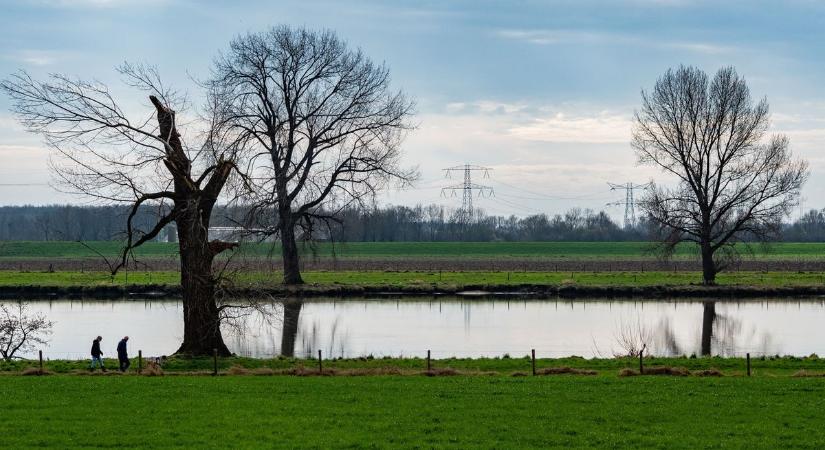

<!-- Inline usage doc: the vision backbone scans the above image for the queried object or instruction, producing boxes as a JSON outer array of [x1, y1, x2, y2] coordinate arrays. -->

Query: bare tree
[[633, 66, 808, 284], [0, 302, 53, 361], [209, 26, 416, 284], [1, 65, 246, 355]]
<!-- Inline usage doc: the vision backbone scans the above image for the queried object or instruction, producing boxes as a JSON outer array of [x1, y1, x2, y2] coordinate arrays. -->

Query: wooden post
[[39, 350, 43, 374], [427, 350, 431, 371], [138, 350, 142, 374], [318, 349, 322, 373], [746, 353, 751, 377], [213, 348, 218, 376], [639, 346, 644, 374], [531, 349, 536, 376]]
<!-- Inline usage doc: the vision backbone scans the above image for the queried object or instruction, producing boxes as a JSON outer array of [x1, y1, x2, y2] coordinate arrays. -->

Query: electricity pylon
[[442, 164, 494, 222], [607, 182, 652, 228]]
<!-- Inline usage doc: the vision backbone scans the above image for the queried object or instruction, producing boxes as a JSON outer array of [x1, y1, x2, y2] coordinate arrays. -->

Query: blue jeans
[[90, 356, 105, 370]]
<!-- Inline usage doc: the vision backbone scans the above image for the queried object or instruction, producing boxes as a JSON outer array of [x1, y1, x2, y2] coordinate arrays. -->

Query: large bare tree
[[2, 65, 245, 355], [209, 26, 416, 284], [633, 66, 808, 284]]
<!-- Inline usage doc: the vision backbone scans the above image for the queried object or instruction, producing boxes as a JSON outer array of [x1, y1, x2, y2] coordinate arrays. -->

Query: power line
[[606, 182, 652, 228], [494, 180, 607, 200], [441, 164, 494, 222]]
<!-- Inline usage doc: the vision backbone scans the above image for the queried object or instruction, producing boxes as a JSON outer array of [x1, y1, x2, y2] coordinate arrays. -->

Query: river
[[14, 297, 825, 360]]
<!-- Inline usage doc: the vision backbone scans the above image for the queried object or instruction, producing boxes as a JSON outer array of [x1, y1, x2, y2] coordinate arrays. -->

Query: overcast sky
[[1, 0, 823, 220]]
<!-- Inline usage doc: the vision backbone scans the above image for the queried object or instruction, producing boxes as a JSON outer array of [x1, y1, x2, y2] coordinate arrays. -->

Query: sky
[[0, 0, 823, 220]]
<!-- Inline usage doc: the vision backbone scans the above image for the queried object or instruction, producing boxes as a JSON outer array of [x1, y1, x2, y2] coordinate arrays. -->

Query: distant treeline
[[0, 204, 822, 242]]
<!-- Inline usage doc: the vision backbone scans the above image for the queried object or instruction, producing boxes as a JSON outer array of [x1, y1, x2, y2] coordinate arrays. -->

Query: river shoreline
[[3, 283, 825, 300]]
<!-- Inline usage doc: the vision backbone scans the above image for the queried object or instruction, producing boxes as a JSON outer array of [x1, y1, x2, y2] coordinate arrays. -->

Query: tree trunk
[[280, 213, 303, 285], [701, 302, 716, 356], [174, 205, 231, 356], [700, 242, 717, 285], [280, 301, 302, 357]]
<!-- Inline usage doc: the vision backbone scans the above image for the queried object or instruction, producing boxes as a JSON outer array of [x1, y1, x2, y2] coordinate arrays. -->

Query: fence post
[[213, 348, 218, 376], [39, 350, 43, 374], [531, 349, 536, 376], [138, 350, 142, 374], [746, 353, 751, 377], [318, 349, 323, 373], [427, 350, 431, 371], [639, 346, 644, 374]]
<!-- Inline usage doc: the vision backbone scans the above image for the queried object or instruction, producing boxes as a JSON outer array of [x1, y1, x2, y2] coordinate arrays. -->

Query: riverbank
[[2, 270, 825, 299], [3, 355, 825, 375], [2, 364, 825, 448]]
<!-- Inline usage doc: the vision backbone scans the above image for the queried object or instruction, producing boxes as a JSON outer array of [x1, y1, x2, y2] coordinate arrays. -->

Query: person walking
[[89, 336, 105, 372], [117, 336, 130, 372]]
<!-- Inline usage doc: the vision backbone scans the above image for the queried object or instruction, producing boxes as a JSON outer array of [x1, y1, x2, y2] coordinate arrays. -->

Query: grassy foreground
[[2, 374, 825, 448], [3, 240, 825, 260], [3, 269, 825, 288]]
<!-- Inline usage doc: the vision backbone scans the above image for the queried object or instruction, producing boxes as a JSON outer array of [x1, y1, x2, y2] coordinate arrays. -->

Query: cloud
[[444, 100, 528, 115], [508, 112, 632, 144], [5, 49, 72, 66], [25, 0, 167, 7], [495, 29, 735, 55]]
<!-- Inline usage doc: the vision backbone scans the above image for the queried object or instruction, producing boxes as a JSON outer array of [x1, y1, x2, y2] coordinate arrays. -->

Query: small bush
[[793, 370, 825, 378], [284, 367, 337, 377], [422, 368, 459, 377], [142, 362, 164, 377], [537, 367, 598, 376], [692, 369, 723, 377], [619, 366, 690, 377], [21, 367, 52, 376], [227, 365, 250, 375], [342, 367, 403, 376]]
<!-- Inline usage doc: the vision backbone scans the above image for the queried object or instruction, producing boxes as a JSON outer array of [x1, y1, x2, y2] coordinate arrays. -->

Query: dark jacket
[[91, 340, 102, 358], [117, 339, 128, 359]]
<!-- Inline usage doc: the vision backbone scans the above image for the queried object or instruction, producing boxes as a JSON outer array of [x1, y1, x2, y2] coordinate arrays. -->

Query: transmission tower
[[442, 164, 494, 222], [607, 182, 652, 228]]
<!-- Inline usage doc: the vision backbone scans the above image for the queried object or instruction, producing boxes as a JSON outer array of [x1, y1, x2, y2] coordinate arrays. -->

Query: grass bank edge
[[2, 270, 825, 288], [3, 354, 825, 376]]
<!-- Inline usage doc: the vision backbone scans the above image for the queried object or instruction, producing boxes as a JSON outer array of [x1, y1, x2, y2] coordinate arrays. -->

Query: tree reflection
[[701, 302, 716, 356], [614, 301, 775, 357], [280, 301, 302, 357], [699, 301, 775, 356]]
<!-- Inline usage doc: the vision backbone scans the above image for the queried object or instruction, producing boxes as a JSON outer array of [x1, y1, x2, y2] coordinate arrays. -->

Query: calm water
[[18, 297, 825, 360]]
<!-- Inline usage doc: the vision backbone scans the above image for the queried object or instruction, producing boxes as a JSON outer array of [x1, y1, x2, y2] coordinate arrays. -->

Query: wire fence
[[20, 346, 825, 362]]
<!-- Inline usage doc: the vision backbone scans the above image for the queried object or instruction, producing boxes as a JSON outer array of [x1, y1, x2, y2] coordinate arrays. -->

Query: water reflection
[[281, 301, 301, 357], [15, 298, 825, 359], [702, 302, 715, 356]]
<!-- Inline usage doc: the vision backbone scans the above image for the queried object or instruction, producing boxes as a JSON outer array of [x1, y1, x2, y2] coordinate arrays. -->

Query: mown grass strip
[[1, 375, 825, 448]]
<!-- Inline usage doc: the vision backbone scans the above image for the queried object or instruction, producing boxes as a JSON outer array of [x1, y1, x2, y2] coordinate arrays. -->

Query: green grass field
[[2, 269, 825, 288], [2, 373, 825, 448], [3, 240, 825, 260]]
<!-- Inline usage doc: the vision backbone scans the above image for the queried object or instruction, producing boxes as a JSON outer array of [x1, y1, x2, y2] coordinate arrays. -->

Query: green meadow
[[2, 371, 825, 448], [3, 240, 825, 260]]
